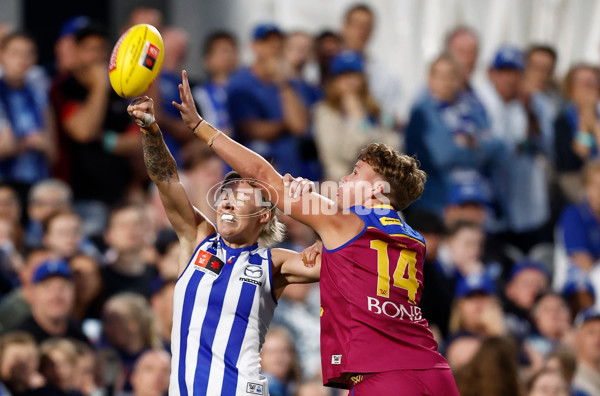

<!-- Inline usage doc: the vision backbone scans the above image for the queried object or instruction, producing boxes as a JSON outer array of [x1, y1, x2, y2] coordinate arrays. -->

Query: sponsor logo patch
[[246, 382, 263, 394], [379, 216, 402, 226], [194, 250, 224, 277], [244, 265, 263, 278], [138, 41, 160, 71], [331, 354, 342, 365]]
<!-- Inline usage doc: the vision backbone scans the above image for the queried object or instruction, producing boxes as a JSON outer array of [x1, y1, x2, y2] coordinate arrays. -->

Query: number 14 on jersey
[[370, 240, 419, 304]]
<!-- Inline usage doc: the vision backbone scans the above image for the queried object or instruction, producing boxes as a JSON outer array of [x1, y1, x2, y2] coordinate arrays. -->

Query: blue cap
[[447, 179, 490, 206], [574, 306, 600, 328], [509, 259, 550, 281], [32, 259, 72, 284], [58, 16, 90, 39], [455, 273, 496, 298], [330, 50, 364, 76], [492, 46, 525, 71], [562, 277, 596, 300], [252, 23, 283, 40]]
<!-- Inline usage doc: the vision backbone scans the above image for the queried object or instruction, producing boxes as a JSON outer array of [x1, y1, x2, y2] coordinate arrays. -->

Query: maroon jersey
[[320, 205, 449, 388]]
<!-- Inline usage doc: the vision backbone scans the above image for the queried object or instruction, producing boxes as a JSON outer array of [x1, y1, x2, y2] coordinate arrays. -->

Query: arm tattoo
[[141, 129, 178, 182]]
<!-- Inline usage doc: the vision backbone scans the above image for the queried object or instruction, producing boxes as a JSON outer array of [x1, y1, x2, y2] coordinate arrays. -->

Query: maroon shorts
[[347, 369, 459, 396]]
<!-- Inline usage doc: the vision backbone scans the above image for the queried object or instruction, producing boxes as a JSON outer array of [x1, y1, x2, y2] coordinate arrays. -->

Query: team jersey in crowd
[[320, 205, 449, 388], [170, 234, 276, 396]]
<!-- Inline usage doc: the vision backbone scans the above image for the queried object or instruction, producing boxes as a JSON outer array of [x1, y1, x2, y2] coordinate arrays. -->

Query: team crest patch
[[138, 41, 160, 71], [246, 382, 263, 394], [331, 354, 342, 365], [194, 250, 224, 277]]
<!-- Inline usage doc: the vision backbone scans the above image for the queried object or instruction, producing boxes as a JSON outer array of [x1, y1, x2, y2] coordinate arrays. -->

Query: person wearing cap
[[405, 53, 502, 215], [572, 307, 600, 396], [502, 260, 550, 340], [313, 49, 399, 182], [477, 45, 551, 252], [226, 23, 308, 177], [448, 273, 507, 338], [15, 258, 88, 344]]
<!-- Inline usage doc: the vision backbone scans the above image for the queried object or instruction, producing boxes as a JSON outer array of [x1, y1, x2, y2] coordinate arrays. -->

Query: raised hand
[[172, 69, 202, 131], [128, 96, 156, 128], [283, 173, 315, 199]]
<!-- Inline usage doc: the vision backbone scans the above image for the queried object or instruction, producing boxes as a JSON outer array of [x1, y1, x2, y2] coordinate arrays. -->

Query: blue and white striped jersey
[[170, 234, 276, 396]]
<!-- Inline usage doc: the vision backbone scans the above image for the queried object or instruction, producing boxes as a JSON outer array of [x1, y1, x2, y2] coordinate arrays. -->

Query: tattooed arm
[[128, 96, 215, 248]]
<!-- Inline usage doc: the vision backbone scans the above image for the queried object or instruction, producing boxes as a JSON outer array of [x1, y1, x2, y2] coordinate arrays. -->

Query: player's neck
[[221, 236, 258, 250]]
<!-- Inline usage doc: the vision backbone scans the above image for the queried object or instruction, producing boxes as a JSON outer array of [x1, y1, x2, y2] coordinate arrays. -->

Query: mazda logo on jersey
[[244, 265, 263, 278]]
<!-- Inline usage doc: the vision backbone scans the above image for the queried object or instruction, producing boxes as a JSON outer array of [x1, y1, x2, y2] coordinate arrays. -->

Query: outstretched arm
[[128, 97, 215, 247], [271, 242, 322, 300], [173, 70, 363, 250]]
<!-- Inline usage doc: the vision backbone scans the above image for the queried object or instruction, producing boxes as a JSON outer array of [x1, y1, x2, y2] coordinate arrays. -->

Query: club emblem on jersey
[[244, 265, 263, 279], [246, 382, 263, 395], [194, 250, 224, 277], [331, 354, 342, 365]]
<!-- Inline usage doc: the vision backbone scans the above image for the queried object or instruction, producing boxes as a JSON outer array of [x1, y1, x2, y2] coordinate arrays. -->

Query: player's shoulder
[[355, 205, 426, 246]]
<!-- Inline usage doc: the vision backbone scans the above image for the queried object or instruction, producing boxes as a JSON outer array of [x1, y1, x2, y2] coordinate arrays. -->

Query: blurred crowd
[[0, 3, 599, 396]]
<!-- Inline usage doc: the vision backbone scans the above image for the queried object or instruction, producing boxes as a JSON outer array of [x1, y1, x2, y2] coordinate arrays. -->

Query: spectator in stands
[[130, 349, 170, 396], [558, 159, 600, 275], [546, 347, 577, 386], [153, 230, 179, 281], [448, 273, 507, 338], [271, 282, 321, 378], [554, 64, 600, 201], [260, 326, 301, 396], [227, 23, 308, 176], [526, 292, 572, 359], [125, 6, 164, 33], [562, 276, 596, 321], [69, 254, 103, 321], [478, 46, 551, 251], [53, 16, 90, 76], [101, 203, 157, 300], [572, 307, 600, 396], [444, 334, 482, 372], [0, 216, 23, 296], [314, 30, 342, 84], [0, 32, 55, 202], [25, 179, 72, 250], [313, 50, 399, 182], [0, 331, 44, 395], [454, 337, 521, 396], [150, 278, 174, 350], [192, 31, 239, 137], [16, 258, 88, 344], [0, 249, 51, 334], [526, 368, 569, 396], [503, 260, 550, 340], [33, 338, 80, 396], [0, 184, 21, 226], [522, 45, 561, 159], [406, 53, 500, 214], [444, 26, 489, 133], [101, 293, 161, 393], [283, 31, 321, 107], [341, 3, 404, 123], [42, 211, 83, 260], [72, 341, 102, 396], [50, 24, 142, 235]]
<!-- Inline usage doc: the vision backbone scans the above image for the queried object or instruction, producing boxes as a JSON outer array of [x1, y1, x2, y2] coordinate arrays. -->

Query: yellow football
[[109, 24, 164, 98]]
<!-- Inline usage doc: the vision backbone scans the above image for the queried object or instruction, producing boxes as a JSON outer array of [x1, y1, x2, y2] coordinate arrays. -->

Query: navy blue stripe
[[177, 269, 205, 395], [267, 249, 277, 304], [192, 252, 237, 393], [220, 281, 256, 395]]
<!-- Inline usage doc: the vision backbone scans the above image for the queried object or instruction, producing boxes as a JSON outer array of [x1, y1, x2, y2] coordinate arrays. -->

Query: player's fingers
[[183, 69, 192, 92], [172, 101, 183, 112]]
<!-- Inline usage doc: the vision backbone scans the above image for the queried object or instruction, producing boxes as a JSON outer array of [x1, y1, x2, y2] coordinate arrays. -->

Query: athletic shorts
[[347, 369, 459, 396]]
